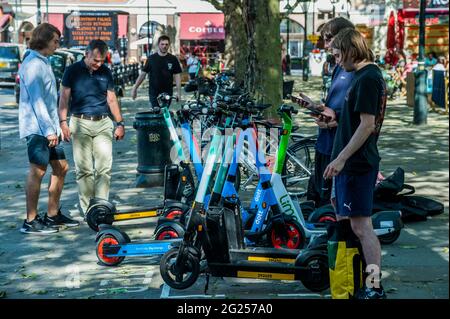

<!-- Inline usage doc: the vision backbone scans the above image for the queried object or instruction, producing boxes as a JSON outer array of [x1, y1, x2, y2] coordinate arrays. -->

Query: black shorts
[[26, 134, 66, 167]]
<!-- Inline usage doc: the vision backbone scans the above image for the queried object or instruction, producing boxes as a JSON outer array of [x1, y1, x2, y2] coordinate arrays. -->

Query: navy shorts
[[335, 168, 378, 217], [26, 134, 66, 167]]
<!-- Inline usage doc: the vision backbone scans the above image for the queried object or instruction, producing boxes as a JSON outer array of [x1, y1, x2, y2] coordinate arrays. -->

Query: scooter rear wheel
[[162, 208, 184, 220], [317, 213, 337, 224], [300, 254, 330, 292], [96, 234, 125, 266], [270, 221, 304, 249], [155, 226, 182, 240], [160, 247, 200, 290], [378, 230, 401, 245]]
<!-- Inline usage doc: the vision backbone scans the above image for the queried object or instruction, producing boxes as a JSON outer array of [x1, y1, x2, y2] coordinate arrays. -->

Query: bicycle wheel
[[282, 139, 316, 196]]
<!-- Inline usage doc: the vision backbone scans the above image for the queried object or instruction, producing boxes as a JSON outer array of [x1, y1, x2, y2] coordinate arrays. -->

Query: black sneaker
[[355, 285, 387, 299], [44, 209, 80, 228], [20, 216, 59, 234]]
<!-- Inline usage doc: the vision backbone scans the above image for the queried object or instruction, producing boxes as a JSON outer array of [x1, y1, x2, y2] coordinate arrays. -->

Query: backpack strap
[[400, 184, 415, 196]]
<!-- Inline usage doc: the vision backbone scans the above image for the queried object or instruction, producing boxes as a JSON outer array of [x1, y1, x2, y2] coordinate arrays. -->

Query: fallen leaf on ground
[[442, 247, 449, 253], [21, 273, 38, 279], [107, 288, 127, 294]]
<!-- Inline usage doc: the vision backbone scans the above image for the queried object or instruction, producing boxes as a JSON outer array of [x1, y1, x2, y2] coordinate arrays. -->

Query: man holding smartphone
[[297, 17, 355, 207], [323, 28, 387, 299]]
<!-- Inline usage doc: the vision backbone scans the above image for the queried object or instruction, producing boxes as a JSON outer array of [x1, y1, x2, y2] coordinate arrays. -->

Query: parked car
[[59, 48, 85, 62], [15, 49, 75, 104], [0, 43, 24, 89]]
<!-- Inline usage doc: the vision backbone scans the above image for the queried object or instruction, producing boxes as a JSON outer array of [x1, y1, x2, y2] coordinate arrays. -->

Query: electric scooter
[[159, 106, 330, 293], [214, 103, 403, 250], [94, 106, 232, 266], [86, 94, 205, 232]]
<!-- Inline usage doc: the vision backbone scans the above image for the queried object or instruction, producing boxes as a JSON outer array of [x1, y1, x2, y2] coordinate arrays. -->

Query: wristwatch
[[116, 121, 125, 127]]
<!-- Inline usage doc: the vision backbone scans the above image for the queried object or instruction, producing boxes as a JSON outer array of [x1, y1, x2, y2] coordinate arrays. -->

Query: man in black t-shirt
[[131, 35, 182, 109], [323, 28, 387, 299]]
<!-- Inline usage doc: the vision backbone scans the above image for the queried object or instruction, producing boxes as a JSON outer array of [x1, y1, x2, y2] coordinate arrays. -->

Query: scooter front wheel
[[160, 247, 200, 290], [270, 221, 305, 249], [96, 234, 125, 266], [300, 254, 330, 292], [378, 230, 401, 245]]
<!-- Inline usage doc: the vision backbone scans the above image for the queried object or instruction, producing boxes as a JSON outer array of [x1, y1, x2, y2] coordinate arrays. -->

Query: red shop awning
[[179, 13, 225, 40], [47, 13, 64, 34]]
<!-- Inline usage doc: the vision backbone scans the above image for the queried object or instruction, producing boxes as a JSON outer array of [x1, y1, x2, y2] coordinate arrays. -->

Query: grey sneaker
[[20, 216, 59, 234]]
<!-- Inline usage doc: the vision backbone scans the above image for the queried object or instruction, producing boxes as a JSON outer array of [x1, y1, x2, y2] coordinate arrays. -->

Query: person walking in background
[[58, 39, 125, 215], [18, 23, 79, 234], [131, 35, 182, 110]]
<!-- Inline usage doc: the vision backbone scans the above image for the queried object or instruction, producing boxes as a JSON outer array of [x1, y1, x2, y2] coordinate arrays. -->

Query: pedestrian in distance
[[186, 51, 200, 80], [58, 39, 125, 215], [112, 49, 121, 66], [131, 35, 182, 110], [323, 28, 387, 299], [18, 23, 79, 234]]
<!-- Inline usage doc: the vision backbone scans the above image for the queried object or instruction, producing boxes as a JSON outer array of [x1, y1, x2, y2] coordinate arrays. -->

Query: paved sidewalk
[[0, 78, 447, 299]]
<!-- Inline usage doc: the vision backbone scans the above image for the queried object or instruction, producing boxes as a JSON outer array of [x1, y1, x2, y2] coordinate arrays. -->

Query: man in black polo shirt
[[131, 35, 182, 109], [58, 39, 125, 215]]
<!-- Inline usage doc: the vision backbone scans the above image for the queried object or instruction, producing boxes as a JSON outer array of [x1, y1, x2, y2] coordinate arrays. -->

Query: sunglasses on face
[[324, 33, 334, 41]]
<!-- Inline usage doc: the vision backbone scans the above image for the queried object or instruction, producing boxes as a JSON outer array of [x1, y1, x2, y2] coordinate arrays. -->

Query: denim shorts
[[26, 134, 66, 167], [334, 168, 378, 217]]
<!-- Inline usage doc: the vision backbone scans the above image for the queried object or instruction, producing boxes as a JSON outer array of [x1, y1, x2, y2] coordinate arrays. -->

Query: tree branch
[[202, 0, 224, 11]]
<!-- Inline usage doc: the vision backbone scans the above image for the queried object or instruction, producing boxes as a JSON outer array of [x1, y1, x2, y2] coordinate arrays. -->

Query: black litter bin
[[133, 111, 172, 187], [283, 80, 295, 99]]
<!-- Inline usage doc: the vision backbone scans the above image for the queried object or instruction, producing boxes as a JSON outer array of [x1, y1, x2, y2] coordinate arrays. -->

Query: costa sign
[[188, 21, 224, 34], [180, 13, 225, 40]]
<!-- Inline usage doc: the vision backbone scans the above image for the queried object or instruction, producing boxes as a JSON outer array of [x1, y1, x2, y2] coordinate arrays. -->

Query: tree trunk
[[243, 0, 282, 118], [204, 0, 282, 117], [223, 0, 247, 85]]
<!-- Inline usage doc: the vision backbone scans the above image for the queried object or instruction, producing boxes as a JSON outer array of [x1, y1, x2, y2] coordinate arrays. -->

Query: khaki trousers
[[70, 116, 113, 214]]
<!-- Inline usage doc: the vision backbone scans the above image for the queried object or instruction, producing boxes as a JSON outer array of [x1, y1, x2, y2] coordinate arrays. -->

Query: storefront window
[[280, 19, 304, 34], [289, 41, 302, 58], [138, 21, 159, 39]]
